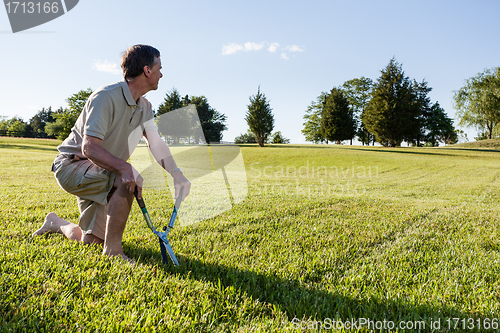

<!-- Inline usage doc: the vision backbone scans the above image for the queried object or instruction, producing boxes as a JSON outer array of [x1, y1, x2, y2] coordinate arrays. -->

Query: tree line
[[3, 62, 498, 146], [156, 87, 287, 145], [0, 88, 230, 144], [0, 88, 94, 140], [1, 84, 290, 146], [303, 57, 459, 147], [156, 88, 228, 144], [239, 63, 499, 147], [0, 84, 292, 148]]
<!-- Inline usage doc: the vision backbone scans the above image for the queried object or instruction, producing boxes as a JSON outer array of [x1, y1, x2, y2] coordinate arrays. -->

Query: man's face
[[149, 57, 163, 90]]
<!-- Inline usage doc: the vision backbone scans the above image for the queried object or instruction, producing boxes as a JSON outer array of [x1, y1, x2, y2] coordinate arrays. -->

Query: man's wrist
[[169, 167, 183, 175], [117, 161, 132, 175]]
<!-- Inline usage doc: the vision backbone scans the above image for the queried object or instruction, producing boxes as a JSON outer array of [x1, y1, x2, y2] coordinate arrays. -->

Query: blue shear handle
[[168, 187, 184, 229]]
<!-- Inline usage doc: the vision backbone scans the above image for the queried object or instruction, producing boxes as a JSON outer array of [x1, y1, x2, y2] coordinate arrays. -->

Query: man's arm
[[81, 135, 143, 198], [143, 130, 191, 200]]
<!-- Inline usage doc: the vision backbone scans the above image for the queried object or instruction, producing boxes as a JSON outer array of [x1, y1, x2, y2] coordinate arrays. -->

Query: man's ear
[[144, 65, 151, 77]]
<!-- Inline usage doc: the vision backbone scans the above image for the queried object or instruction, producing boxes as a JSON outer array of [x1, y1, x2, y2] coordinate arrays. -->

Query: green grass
[[2, 137, 500, 332]]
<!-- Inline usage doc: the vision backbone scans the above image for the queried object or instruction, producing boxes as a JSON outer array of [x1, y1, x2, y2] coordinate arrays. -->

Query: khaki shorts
[[52, 154, 116, 240]]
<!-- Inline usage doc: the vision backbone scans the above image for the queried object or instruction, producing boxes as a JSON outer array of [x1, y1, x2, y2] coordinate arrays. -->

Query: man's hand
[[119, 164, 144, 199], [82, 135, 144, 198], [172, 171, 191, 201]]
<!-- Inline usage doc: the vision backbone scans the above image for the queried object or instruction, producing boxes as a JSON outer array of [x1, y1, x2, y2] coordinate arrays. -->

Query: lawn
[[1, 137, 500, 332]]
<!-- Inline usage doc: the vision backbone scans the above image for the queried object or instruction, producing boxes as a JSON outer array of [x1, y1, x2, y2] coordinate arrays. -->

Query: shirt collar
[[120, 80, 137, 106]]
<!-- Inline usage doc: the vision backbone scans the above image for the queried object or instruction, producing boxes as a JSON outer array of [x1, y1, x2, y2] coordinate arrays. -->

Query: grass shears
[[134, 187, 184, 265]]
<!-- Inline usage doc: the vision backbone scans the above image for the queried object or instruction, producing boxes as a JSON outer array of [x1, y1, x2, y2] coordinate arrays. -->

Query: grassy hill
[[1, 137, 500, 332], [450, 138, 500, 149]]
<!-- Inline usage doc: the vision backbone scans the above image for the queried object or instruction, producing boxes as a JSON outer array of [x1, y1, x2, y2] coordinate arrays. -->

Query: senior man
[[33, 45, 191, 262]]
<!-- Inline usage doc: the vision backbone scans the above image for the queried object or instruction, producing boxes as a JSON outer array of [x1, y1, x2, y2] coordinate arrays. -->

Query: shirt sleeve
[[142, 98, 158, 133], [84, 91, 113, 139]]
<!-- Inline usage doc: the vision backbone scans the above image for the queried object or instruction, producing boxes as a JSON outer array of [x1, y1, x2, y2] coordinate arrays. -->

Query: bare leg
[[34, 182, 133, 262], [33, 212, 83, 241], [33, 212, 105, 245], [102, 176, 134, 261]]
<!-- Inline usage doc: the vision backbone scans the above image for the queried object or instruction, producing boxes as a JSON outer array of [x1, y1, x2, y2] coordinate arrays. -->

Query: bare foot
[[103, 249, 136, 264], [32, 213, 64, 237], [82, 233, 104, 245], [119, 254, 136, 264]]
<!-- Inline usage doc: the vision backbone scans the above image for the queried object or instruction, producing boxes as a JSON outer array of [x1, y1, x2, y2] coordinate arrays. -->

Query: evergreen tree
[[406, 80, 432, 146], [157, 88, 184, 116], [320, 87, 356, 144], [156, 88, 187, 144], [245, 87, 274, 147], [425, 102, 457, 146], [190, 96, 227, 144], [363, 58, 420, 147]]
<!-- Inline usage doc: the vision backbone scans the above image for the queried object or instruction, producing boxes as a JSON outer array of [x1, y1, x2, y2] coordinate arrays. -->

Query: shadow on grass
[[126, 243, 477, 328], [266, 144, 461, 157], [267, 144, 500, 156], [341, 146, 480, 158], [0, 143, 58, 153]]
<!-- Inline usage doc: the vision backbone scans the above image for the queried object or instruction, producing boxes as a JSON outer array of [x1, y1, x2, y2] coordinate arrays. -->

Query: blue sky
[[1, 0, 499, 143]]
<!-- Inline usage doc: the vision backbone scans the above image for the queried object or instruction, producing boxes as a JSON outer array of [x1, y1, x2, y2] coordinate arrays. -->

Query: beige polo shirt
[[58, 81, 157, 161]]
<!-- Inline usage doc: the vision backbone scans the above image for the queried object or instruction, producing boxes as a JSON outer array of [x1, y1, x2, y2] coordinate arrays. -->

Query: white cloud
[[92, 60, 121, 75], [244, 42, 264, 51], [221, 42, 304, 60], [285, 45, 305, 52], [267, 42, 280, 53], [222, 43, 244, 55], [222, 42, 264, 55]]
